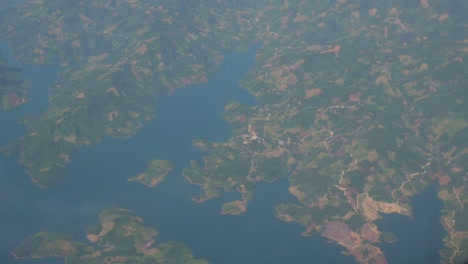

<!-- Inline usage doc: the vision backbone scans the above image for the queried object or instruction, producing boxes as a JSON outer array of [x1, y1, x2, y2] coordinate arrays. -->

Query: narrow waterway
[[377, 184, 446, 264]]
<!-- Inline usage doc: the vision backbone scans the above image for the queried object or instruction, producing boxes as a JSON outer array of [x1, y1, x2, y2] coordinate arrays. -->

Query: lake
[[0, 42, 444, 264]]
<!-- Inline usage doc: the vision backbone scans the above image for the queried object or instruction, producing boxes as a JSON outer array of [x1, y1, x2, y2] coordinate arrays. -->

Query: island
[[128, 160, 174, 187], [221, 200, 247, 215], [0, 0, 466, 263], [11, 207, 209, 264]]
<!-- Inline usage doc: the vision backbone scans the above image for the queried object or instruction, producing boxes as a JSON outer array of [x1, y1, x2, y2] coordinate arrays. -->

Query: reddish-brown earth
[[361, 222, 381, 243]]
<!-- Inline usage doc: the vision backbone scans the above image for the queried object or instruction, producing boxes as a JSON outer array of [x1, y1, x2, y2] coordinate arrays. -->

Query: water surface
[[377, 184, 445, 264]]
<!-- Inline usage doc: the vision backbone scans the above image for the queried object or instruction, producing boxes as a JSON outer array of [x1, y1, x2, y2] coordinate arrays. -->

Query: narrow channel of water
[[377, 184, 446, 264], [0, 43, 62, 264]]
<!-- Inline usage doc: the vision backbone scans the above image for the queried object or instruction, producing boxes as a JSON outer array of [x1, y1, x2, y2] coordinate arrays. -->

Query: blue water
[[0, 43, 62, 264], [0, 41, 444, 264], [377, 184, 446, 264]]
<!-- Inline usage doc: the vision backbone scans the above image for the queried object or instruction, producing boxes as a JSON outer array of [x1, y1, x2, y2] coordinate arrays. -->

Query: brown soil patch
[[361, 222, 381, 243], [293, 15, 307, 23], [137, 44, 148, 55], [263, 148, 285, 158], [286, 73, 298, 85], [108, 110, 119, 122], [145, 248, 159, 255], [237, 115, 247, 123], [277, 212, 294, 222], [233, 200, 247, 212], [375, 75, 390, 86], [289, 185, 306, 202], [128, 111, 140, 118], [33, 48, 44, 55], [287, 157, 296, 165], [323, 221, 387, 263], [355, 244, 387, 264], [238, 184, 248, 194], [438, 174, 451, 185], [438, 13, 449, 22], [106, 87, 120, 96], [420, 0, 429, 8], [79, 13, 92, 23], [342, 211, 356, 220], [271, 69, 283, 78], [367, 149, 378, 162], [418, 63, 429, 72], [71, 40, 81, 47], [59, 153, 70, 163], [343, 189, 358, 209], [348, 92, 361, 102], [438, 189, 450, 201], [99, 221, 115, 237], [87, 234, 100, 243], [222, 200, 247, 215], [305, 88, 323, 98], [368, 8, 378, 17], [360, 196, 410, 221], [322, 221, 361, 248], [149, 176, 165, 187], [88, 52, 109, 63], [76, 92, 86, 99], [51, 240, 74, 255], [64, 134, 77, 144], [453, 185, 466, 195], [288, 59, 304, 71], [398, 55, 414, 65]]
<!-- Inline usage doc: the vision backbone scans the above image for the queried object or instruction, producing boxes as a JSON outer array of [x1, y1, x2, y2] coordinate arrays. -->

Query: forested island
[[129, 160, 174, 187]]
